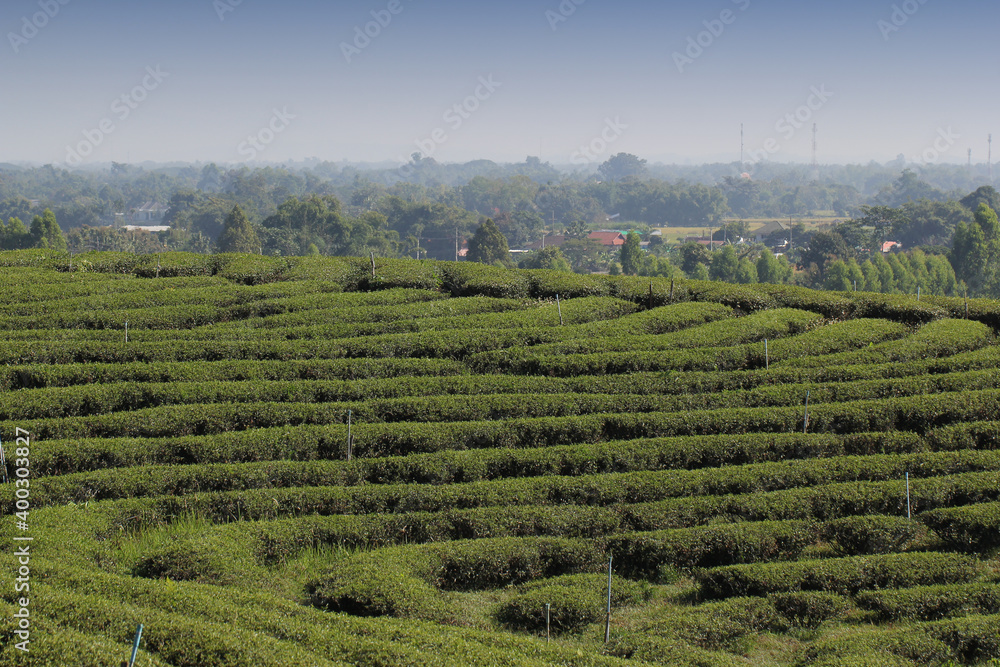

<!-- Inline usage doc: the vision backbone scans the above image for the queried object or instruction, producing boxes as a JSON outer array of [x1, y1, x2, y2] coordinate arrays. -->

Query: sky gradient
[[2, 0, 996, 168]]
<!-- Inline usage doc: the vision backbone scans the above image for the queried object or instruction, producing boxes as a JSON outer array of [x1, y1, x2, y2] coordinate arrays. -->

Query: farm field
[[654, 218, 838, 244], [0, 249, 999, 666]]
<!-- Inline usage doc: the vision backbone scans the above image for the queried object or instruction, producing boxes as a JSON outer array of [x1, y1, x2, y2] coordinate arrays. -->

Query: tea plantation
[[1, 249, 999, 666]]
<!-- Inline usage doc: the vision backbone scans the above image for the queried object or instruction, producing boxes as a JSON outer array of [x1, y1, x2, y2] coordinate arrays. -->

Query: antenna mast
[[740, 123, 744, 172], [990, 134, 994, 183]]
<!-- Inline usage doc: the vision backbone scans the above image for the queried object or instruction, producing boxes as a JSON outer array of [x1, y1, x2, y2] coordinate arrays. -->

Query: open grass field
[[653, 217, 840, 244], [0, 249, 999, 666]]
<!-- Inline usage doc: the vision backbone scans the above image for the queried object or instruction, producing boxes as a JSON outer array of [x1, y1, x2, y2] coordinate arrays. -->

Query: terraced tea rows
[[0, 250, 998, 666]]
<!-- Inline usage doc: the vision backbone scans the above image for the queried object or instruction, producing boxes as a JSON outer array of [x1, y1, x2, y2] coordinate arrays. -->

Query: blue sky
[[2, 0, 996, 168]]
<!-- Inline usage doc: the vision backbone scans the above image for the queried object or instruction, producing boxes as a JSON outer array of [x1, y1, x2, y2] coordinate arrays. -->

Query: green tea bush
[[214, 253, 294, 285], [770, 591, 852, 628], [606, 520, 816, 577], [495, 573, 650, 634], [920, 502, 1000, 552], [856, 583, 1000, 621], [824, 515, 926, 556], [438, 262, 531, 299], [524, 269, 614, 299], [697, 552, 982, 599]]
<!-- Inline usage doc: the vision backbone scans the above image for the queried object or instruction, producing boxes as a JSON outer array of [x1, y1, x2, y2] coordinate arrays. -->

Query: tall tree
[[518, 247, 571, 272], [2, 217, 30, 250], [823, 260, 852, 291], [735, 257, 758, 284], [466, 218, 512, 267], [950, 204, 1000, 296], [29, 209, 67, 251], [619, 231, 642, 275], [960, 186, 1000, 214], [756, 250, 792, 284], [679, 242, 711, 277], [709, 245, 738, 283], [598, 153, 647, 182], [216, 205, 260, 253]]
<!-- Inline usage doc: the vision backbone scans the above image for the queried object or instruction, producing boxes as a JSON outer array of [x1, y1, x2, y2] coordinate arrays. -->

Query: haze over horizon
[[3, 0, 996, 169]]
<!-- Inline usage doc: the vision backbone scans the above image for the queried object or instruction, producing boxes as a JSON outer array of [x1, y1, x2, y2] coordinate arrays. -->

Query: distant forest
[[1, 154, 998, 296]]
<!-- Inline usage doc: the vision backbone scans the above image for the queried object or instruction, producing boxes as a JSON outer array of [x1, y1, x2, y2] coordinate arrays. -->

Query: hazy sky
[[2, 0, 996, 168]]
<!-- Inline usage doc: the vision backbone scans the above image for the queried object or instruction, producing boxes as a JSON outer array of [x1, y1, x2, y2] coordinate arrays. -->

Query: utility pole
[[455, 229, 459, 262], [811, 123, 819, 181]]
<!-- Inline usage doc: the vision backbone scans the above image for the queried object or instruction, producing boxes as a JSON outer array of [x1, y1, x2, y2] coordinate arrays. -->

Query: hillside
[[0, 250, 999, 666]]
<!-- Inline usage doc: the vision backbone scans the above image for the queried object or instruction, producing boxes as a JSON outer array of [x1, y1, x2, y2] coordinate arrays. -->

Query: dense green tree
[[561, 238, 608, 274], [824, 260, 852, 291], [216, 205, 260, 253], [950, 204, 1000, 296], [260, 195, 352, 256], [735, 257, 758, 284], [871, 254, 896, 293], [2, 217, 31, 250], [565, 218, 591, 239], [709, 245, 738, 283], [756, 250, 792, 284], [619, 231, 642, 275], [0, 198, 35, 226], [887, 253, 916, 294], [466, 218, 512, 267], [164, 190, 236, 241], [897, 200, 972, 248], [518, 246, 571, 272], [874, 169, 946, 207], [800, 230, 851, 282], [960, 185, 1000, 214], [860, 259, 879, 292], [690, 263, 710, 281], [29, 209, 67, 251], [679, 242, 711, 276], [598, 153, 647, 182], [846, 259, 865, 291]]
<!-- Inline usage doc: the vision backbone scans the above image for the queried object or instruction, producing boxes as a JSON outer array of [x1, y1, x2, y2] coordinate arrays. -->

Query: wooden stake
[[0, 434, 7, 485], [765, 339, 769, 370], [906, 472, 911, 519], [347, 410, 353, 461], [545, 603, 551, 643], [669, 278, 675, 301], [604, 557, 613, 643], [370, 251, 376, 278], [556, 294, 563, 326], [802, 390, 810, 434]]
